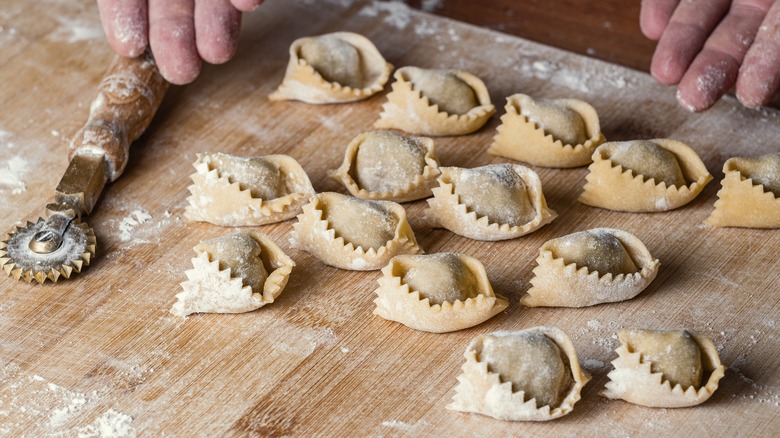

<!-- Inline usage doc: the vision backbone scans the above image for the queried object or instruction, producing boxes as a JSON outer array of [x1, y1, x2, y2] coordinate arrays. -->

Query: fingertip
[[157, 57, 202, 85], [640, 0, 679, 40], [231, 0, 263, 12], [198, 41, 238, 65], [640, 12, 665, 40], [109, 36, 147, 58], [651, 52, 685, 85], [675, 88, 700, 112], [736, 77, 771, 109]]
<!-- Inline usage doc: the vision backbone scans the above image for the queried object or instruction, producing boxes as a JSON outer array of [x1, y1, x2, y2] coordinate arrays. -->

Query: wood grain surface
[[412, 0, 656, 72], [1, 1, 779, 436]]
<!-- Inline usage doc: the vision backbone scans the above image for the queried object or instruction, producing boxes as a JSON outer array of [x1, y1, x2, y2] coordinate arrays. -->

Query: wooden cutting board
[[1, 0, 778, 436]]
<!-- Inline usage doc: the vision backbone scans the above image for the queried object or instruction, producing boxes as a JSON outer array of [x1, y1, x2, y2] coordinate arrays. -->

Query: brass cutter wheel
[[0, 52, 168, 283]]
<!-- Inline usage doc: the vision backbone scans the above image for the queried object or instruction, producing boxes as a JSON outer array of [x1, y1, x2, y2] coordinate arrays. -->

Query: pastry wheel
[[0, 51, 168, 283]]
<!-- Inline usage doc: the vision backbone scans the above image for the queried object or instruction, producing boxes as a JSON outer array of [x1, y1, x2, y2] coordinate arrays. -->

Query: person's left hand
[[97, 0, 264, 85]]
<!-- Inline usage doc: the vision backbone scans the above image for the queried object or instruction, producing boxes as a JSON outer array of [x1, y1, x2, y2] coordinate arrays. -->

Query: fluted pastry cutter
[[0, 51, 168, 283]]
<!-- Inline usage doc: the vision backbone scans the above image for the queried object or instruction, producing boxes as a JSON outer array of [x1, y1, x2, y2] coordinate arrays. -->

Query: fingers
[[230, 0, 264, 12], [650, 0, 731, 85], [737, 2, 780, 107], [97, 0, 148, 57], [149, 0, 201, 85], [676, 1, 773, 111], [195, 0, 242, 64], [640, 0, 681, 40]]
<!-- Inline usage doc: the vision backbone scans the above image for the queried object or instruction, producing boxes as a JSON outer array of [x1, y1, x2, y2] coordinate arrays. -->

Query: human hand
[[97, 0, 264, 85], [641, 0, 780, 112]]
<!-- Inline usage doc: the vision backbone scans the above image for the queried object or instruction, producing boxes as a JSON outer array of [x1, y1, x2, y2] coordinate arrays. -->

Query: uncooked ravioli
[[621, 329, 703, 389], [354, 130, 428, 193], [732, 153, 780, 196], [405, 67, 478, 115], [550, 229, 637, 275], [322, 196, 399, 250], [455, 164, 536, 226], [300, 35, 365, 88], [400, 253, 479, 305], [210, 154, 287, 200], [519, 96, 588, 146], [196, 232, 268, 291], [609, 140, 686, 187]]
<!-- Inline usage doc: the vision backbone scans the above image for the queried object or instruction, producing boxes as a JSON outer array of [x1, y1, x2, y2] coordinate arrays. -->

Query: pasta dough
[[404, 67, 479, 115], [329, 130, 441, 203], [602, 328, 725, 408], [609, 140, 686, 187], [520, 96, 588, 146], [579, 139, 712, 212], [488, 94, 605, 168], [448, 327, 589, 421], [290, 192, 422, 270], [707, 153, 780, 228], [171, 231, 295, 317], [424, 164, 556, 241], [521, 228, 659, 308], [375, 66, 495, 136], [185, 153, 315, 226], [270, 32, 392, 104], [455, 165, 536, 227], [373, 253, 508, 333]]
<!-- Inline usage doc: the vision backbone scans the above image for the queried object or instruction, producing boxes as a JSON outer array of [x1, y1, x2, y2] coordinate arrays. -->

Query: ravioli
[[448, 327, 589, 421], [373, 253, 508, 333], [579, 139, 712, 212], [602, 328, 725, 408], [185, 153, 315, 226], [707, 153, 780, 228], [290, 192, 422, 270], [489, 94, 605, 168], [521, 228, 659, 308], [171, 231, 295, 317], [329, 130, 441, 202], [424, 164, 556, 241], [375, 66, 495, 136], [270, 32, 392, 104]]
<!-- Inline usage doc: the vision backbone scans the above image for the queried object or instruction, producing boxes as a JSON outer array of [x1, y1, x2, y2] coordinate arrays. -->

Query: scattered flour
[[381, 419, 427, 431], [360, 1, 412, 29], [118, 210, 152, 242], [414, 19, 439, 37], [75, 409, 136, 438], [50, 16, 104, 43], [0, 156, 29, 194], [516, 58, 634, 94], [0, 364, 95, 435], [273, 326, 338, 357]]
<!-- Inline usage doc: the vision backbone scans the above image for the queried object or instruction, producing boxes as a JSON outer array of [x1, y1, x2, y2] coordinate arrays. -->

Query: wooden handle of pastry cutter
[[67, 50, 169, 182]]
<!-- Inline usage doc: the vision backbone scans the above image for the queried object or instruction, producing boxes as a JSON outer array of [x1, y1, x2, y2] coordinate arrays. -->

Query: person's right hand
[[641, 0, 780, 112], [97, 0, 264, 85]]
